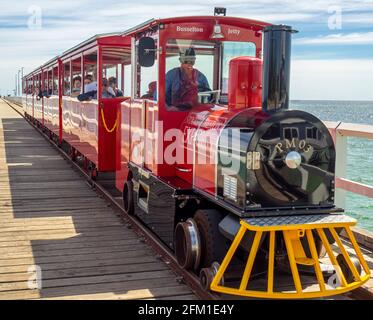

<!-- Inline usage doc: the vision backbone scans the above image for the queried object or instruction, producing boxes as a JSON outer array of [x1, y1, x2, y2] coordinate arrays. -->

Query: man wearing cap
[[165, 48, 210, 109]]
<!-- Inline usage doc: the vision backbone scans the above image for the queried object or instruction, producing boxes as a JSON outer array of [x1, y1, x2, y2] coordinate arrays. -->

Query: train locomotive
[[118, 17, 370, 298], [21, 11, 370, 299]]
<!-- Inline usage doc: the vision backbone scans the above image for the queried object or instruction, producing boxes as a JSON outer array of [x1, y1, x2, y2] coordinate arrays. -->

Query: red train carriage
[[116, 15, 370, 298], [59, 33, 131, 174], [23, 33, 132, 175]]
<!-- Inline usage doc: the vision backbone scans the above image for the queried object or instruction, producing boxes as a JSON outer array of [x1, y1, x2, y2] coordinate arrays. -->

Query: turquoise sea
[[290, 100, 373, 231]]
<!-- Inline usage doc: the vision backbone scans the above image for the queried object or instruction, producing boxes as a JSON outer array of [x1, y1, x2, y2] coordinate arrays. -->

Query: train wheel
[[337, 254, 361, 283], [199, 262, 224, 292], [301, 235, 326, 258], [194, 209, 226, 270], [123, 180, 134, 215], [174, 219, 201, 270]]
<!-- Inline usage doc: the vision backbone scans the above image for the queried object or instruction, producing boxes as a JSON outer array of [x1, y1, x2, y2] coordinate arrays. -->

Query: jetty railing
[[325, 121, 373, 206], [325, 121, 373, 248]]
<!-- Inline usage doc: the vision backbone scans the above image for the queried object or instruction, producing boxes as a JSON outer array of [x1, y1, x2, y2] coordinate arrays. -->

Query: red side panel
[[116, 99, 132, 191], [43, 97, 51, 129], [51, 96, 60, 136], [34, 97, 42, 123], [193, 108, 233, 195], [128, 99, 144, 167], [61, 98, 124, 172], [144, 100, 159, 174], [98, 99, 122, 171], [177, 108, 212, 184]]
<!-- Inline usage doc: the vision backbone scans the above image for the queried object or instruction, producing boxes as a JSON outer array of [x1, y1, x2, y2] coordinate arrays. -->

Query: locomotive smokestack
[[262, 25, 297, 113]]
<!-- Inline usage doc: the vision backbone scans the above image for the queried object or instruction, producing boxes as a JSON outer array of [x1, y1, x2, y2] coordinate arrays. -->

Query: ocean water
[[290, 100, 373, 231]]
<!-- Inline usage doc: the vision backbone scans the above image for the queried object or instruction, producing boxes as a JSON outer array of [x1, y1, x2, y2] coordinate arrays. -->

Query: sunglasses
[[182, 60, 195, 65]]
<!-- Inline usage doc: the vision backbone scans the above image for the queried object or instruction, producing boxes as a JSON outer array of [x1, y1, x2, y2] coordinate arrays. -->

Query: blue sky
[[1, 0, 373, 100]]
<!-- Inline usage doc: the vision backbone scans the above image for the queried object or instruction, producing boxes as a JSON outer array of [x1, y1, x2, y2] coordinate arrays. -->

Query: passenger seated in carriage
[[35, 86, 43, 100], [165, 48, 210, 111], [71, 76, 82, 97], [141, 81, 157, 100], [108, 77, 123, 97], [77, 75, 97, 101], [102, 78, 115, 98], [83, 74, 97, 94]]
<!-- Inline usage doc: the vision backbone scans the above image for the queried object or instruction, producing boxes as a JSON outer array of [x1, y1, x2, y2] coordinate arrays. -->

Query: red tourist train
[[22, 11, 370, 299]]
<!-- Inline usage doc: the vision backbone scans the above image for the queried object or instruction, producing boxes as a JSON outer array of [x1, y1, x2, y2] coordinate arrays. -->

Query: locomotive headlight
[[285, 151, 302, 169]]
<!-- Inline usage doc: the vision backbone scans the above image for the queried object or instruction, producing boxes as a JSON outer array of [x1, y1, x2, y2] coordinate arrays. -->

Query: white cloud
[[296, 32, 373, 45]]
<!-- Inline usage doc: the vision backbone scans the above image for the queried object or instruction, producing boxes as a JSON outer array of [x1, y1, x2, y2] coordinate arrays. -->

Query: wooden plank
[[0, 202, 111, 212], [0, 163, 76, 170], [0, 227, 136, 242], [0, 247, 155, 267], [0, 216, 122, 227], [0, 171, 81, 178], [40, 286, 194, 300], [0, 220, 124, 232], [0, 255, 158, 274], [0, 184, 88, 191], [0, 193, 100, 201], [0, 269, 175, 291], [0, 238, 140, 254], [0, 208, 120, 218], [0, 242, 148, 259], [0, 261, 169, 283], [0, 282, 192, 300], [0, 234, 138, 250]]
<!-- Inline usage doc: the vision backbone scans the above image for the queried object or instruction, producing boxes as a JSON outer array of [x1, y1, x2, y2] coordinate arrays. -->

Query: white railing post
[[335, 127, 347, 209]]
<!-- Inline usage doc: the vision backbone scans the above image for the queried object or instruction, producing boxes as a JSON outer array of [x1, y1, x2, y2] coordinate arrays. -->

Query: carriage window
[[42, 71, 48, 97], [221, 41, 256, 94], [83, 51, 97, 96], [123, 64, 132, 97], [48, 70, 53, 96], [101, 46, 130, 98], [165, 39, 215, 109], [35, 75, 41, 96], [63, 62, 71, 96], [27, 79, 32, 94], [52, 66, 59, 95], [71, 58, 82, 97]]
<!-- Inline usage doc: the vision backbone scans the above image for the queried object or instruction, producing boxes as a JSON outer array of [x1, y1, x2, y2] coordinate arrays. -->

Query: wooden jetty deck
[[1, 99, 372, 300], [0, 100, 196, 300]]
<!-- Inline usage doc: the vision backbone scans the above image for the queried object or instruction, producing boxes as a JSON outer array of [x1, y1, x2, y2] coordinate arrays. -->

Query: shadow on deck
[[0, 116, 195, 300]]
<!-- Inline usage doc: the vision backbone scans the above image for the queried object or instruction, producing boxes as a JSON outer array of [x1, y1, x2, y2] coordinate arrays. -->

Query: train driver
[[165, 48, 210, 110]]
